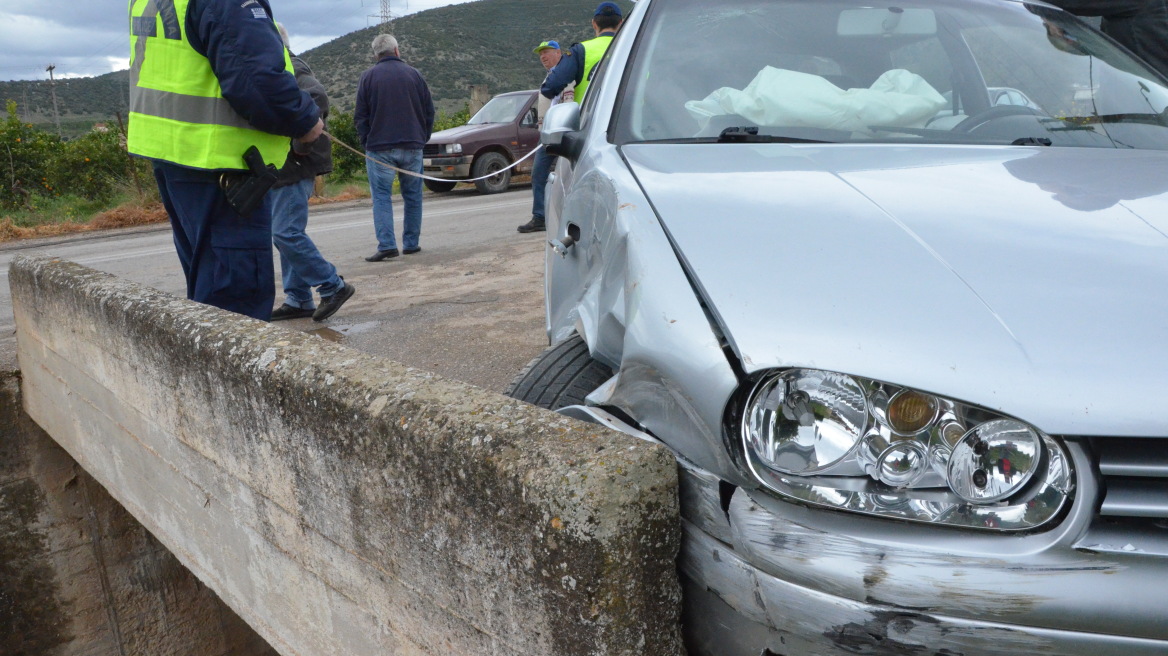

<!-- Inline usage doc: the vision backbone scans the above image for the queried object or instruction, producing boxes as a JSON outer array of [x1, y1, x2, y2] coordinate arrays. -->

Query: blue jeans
[[531, 148, 556, 221], [153, 161, 274, 321], [366, 148, 424, 251], [270, 178, 343, 310]]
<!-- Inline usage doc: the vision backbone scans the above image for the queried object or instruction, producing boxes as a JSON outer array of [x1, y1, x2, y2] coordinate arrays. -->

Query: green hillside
[[0, 0, 632, 135], [0, 71, 130, 138], [303, 0, 632, 114]]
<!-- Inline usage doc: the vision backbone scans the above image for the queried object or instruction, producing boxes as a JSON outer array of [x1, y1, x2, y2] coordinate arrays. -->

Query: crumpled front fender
[[544, 145, 748, 484]]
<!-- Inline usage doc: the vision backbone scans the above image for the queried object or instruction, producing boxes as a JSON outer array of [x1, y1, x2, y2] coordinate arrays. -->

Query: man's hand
[[298, 118, 324, 143]]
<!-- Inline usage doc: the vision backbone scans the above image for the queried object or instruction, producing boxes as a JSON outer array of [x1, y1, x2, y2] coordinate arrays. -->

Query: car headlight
[[440, 143, 463, 155], [741, 369, 1075, 531]]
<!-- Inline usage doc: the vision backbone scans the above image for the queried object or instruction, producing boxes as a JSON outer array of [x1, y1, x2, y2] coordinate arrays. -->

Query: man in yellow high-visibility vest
[[540, 2, 625, 105], [128, 0, 323, 321]]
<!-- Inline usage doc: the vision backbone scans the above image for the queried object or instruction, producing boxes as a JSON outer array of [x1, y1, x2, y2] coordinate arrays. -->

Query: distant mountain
[[0, 71, 130, 136], [0, 0, 632, 134], [301, 0, 632, 114]]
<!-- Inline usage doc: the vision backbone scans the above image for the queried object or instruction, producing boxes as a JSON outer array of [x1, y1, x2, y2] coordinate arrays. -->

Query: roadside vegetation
[[0, 101, 470, 243]]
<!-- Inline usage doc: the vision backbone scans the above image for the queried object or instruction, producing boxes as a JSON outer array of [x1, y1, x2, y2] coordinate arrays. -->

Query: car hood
[[428, 123, 492, 143], [623, 144, 1168, 436]]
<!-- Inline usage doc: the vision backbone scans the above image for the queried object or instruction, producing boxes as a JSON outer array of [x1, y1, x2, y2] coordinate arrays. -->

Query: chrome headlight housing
[[440, 143, 463, 155], [741, 369, 1075, 531]]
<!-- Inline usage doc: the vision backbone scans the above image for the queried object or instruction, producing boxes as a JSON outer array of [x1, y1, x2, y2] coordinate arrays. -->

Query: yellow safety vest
[[573, 34, 615, 102], [127, 0, 292, 170]]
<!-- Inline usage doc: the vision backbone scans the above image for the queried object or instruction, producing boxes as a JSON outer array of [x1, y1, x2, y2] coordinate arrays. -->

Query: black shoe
[[517, 218, 546, 233], [271, 303, 315, 321], [365, 248, 399, 262], [313, 282, 355, 321], [403, 247, 422, 255]]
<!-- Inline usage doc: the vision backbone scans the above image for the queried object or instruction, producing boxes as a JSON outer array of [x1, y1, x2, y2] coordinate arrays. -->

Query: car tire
[[472, 152, 512, 195], [505, 335, 614, 410], [424, 179, 457, 193]]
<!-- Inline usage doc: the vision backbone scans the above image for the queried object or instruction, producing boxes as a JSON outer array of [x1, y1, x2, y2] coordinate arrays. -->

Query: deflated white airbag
[[685, 67, 947, 133]]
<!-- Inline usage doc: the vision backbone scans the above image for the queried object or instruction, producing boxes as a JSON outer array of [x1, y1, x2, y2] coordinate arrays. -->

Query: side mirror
[[541, 102, 584, 161]]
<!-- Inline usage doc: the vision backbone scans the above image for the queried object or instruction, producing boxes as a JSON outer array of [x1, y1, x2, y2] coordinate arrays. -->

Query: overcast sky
[[0, 0, 475, 82]]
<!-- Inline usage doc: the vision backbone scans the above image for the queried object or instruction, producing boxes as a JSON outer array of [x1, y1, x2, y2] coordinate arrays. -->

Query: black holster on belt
[[219, 145, 278, 216]]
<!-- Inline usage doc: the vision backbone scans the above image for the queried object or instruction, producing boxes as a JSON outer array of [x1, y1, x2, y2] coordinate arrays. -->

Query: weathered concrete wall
[[9, 255, 683, 656], [0, 372, 277, 656]]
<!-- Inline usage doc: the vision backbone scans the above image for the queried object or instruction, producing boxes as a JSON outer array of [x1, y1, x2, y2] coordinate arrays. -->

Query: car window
[[468, 94, 531, 125], [613, 0, 1168, 149]]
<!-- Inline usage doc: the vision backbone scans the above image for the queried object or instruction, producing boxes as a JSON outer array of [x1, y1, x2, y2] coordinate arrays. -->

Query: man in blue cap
[[519, 40, 574, 233], [540, 2, 624, 106]]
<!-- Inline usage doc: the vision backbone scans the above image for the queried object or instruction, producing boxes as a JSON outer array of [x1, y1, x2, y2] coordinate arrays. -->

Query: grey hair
[[372, 34, 399, 58], [276, 22, 291, 49]]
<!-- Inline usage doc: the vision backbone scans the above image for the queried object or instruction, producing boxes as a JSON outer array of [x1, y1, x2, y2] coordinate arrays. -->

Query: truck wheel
[[506, 335, 613, 410], [472, 152, 511, 195], [424, 179, 457, 193]]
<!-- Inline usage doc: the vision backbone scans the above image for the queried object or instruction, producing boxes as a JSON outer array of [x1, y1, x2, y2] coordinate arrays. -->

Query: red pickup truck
[[423, 90, 540, 195]]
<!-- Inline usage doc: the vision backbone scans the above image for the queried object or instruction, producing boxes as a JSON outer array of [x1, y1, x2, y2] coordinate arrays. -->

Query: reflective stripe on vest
[[573, 34, 615, 103], [127, 0, 292, 170]]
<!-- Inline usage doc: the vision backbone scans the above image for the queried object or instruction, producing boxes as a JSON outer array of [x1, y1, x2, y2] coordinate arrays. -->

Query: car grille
[[423, 144, 441, 157], [1096, 437, 1168, 519], [1079, 437, 1168, 556]]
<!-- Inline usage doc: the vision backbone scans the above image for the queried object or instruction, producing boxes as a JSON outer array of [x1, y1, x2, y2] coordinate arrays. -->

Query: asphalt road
[[0, 187, 550, 394]]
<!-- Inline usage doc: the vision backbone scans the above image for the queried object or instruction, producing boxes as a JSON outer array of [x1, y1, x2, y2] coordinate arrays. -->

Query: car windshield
[[467, 94, 529, 125], [615, 0, 1168, 149]]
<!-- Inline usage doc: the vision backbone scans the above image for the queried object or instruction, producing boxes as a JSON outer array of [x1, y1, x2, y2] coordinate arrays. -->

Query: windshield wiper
[[717, 126, 830, 143]]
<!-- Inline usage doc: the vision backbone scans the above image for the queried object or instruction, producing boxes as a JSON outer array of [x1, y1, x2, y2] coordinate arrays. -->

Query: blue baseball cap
[[533, 39, 560, 53], [595, 2, 622, 17]]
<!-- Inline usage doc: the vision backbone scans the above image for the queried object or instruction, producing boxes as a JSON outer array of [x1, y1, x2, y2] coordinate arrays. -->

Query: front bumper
[[422, 155, 471, 179], [678, 461, 1168, 656]]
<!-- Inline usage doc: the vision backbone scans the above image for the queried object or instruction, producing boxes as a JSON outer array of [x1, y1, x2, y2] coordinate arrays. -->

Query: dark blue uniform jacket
[[540, 32, 617, 100], [186, 0, 319, 139]]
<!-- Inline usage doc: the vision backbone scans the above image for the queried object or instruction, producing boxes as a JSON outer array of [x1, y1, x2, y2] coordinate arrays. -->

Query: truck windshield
[[614, 0, 1168, 149], [468, 94, 530, 125]]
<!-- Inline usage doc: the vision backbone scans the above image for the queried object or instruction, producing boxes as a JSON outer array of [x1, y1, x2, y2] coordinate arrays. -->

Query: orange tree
[[1, 101, 59, 209]]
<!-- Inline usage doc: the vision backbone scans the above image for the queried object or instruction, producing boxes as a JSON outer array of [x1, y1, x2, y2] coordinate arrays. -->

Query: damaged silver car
[[507, 1, 1168, 654]]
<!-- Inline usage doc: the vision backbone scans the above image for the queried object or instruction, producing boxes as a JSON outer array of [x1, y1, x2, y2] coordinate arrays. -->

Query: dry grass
[[310, 184, 370, 204], [0, 187, 370, 244], [0, 202, 169, 243]]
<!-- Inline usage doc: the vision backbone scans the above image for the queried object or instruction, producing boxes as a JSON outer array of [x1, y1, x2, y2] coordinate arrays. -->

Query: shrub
[[434, 104, 471, 132], [327, 111, 365, 181], [1, 101, 60, 209], [48, 129, 131, 204]]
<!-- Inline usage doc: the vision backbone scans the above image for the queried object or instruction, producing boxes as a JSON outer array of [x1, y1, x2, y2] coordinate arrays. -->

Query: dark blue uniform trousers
[[153, 161, 275, 321]]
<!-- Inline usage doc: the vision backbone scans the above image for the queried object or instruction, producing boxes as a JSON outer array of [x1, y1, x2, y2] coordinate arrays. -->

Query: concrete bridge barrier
[[9, 255, 683, 655]]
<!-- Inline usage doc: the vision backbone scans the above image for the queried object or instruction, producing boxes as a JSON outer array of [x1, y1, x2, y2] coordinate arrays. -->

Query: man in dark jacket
[[355, 34, 435, 262], [269, 25, 355, 322], [1046, 0, 1168, 78], [128, 0, 322, 321]]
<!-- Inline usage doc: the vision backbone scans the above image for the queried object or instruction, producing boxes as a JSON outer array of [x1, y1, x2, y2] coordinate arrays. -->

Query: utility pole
[[46, 64, 62, 139]]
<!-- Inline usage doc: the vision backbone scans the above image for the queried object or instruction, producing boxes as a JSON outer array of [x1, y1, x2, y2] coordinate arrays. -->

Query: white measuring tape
[[325, 131, 545, 184]]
